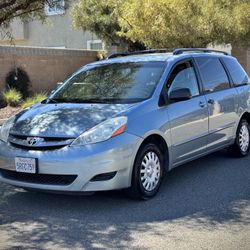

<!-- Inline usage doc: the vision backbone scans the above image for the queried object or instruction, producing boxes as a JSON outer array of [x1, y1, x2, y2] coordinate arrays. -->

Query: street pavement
[[0, 150, 249, 250]]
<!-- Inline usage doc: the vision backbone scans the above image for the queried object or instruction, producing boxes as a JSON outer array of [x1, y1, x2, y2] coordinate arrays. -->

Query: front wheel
[[126, 143, 164, 200], [229, 119, 250, 157]]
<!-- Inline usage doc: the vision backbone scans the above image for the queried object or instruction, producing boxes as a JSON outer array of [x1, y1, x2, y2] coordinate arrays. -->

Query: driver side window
[[167, 61, 200, 97]]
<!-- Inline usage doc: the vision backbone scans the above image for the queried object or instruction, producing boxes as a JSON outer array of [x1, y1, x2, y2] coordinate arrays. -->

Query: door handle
[[207, 99, 215, 105], [199, 101, 206, 108]]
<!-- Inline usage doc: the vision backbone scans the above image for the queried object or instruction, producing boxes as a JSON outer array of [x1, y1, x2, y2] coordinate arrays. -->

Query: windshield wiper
[[70, 98, 112, 104], [44, 98, 144, 104], [98, 98, 145, 103], [44, 98, 58, 104], [44, 98, 109, 104], [76, 98, 125, 103], [84, 98, 116, 103]]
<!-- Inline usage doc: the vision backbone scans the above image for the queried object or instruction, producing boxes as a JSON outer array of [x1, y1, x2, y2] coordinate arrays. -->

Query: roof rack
[[108, 49, 173, 59], [173, 48, 229, 56], [108, 48, 229, 59]]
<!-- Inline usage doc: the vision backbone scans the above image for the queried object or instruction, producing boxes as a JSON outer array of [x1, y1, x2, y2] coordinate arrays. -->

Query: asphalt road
[[0, 150, 249, 250]]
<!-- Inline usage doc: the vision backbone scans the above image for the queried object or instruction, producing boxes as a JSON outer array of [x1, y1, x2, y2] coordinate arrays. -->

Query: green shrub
[[5, 67, 30, 99], [22, 93, 47, 109], [3, 89, 22, 107]]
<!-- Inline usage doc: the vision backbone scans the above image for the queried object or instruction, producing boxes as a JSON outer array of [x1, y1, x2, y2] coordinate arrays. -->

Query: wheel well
[[241, 112, 250, 125], [140, 134, 169, 171]]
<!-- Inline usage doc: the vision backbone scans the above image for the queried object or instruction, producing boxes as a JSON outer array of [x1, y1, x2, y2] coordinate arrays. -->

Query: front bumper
[[0, 132, 142, 192]]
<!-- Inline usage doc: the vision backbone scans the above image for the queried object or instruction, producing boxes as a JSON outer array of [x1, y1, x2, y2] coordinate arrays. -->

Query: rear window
[[195, 57, 230, 93], [222, 57, 249, 86]]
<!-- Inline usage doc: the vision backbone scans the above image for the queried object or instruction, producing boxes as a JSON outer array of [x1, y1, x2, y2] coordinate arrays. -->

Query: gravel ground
[[0, 150, 249, 250], [0, 106, 21, 120], [0, 106, 21, 125]]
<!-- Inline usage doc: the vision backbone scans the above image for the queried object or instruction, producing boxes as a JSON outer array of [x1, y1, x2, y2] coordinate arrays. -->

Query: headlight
[[72, 116, 128, 146], [0, 116, 15, 142]]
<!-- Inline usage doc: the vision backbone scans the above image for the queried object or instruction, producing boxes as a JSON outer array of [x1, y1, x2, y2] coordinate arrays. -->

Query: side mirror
[[169, 88, 192, 102]]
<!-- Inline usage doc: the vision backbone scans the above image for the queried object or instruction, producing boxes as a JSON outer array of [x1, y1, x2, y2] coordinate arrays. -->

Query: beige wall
[[1, 45, 249, 96], [0, 46, 97, 93]]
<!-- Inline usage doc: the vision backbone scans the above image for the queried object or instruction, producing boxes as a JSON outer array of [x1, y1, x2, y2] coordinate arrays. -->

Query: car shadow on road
[[0, 150, 249, 249]]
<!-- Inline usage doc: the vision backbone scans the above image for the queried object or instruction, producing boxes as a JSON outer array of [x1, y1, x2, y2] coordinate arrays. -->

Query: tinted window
[[196, 57, 230, 92], [167, 61, 200, 97], [222, 57, 249, 86], [52, 62, 165, 104]]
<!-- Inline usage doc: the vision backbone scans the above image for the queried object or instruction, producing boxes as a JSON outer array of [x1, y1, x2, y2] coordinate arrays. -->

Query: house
[[0, 0, 104, 50], [0, 1, 126, 94]]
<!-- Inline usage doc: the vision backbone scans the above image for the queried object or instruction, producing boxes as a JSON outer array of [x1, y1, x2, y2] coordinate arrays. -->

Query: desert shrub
[[0, 92, 7, 108], [2, 89, 22, 107], [5, 67, 30, 98], [22, 93, 47, 109]]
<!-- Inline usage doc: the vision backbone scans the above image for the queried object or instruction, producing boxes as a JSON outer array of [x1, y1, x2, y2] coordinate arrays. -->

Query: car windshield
[[50, 62, 166, 104]]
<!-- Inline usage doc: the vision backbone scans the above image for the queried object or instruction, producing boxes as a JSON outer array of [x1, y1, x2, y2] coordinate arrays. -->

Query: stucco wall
[[24, 11, 98, 49], [0, 46, 97, 93], [0, 9, 99, 49]]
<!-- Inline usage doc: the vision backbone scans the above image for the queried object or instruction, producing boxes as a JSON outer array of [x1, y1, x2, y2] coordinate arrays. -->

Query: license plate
[[15, 157, 37, 174]]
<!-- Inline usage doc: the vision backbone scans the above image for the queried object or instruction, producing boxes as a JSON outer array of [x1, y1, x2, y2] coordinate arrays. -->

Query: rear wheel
[[229, 119, 250, 157], [126, 143, 164, 200]]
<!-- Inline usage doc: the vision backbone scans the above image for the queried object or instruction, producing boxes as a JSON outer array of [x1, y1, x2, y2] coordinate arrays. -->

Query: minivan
[[0, 48, 249, 199]]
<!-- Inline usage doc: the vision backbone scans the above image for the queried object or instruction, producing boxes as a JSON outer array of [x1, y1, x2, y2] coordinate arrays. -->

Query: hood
[[10, 103, 136, 138]]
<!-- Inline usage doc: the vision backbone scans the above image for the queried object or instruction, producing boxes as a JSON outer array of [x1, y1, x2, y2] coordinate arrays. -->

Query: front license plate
[[15, 157, 37, 174]]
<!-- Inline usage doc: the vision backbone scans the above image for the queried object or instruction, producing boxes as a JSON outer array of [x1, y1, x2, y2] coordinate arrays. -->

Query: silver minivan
[[0, 48, 249, 199]]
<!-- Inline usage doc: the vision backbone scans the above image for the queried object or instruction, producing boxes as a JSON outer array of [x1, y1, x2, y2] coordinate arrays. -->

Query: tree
[[0, 0, 67, 27], [71, 0, 120, 45], [72, 0, 250, 49], [120, 0, 250, 48], [71, 0, 145, 50]]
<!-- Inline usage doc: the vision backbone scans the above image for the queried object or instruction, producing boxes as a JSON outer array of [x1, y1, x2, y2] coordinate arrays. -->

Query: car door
[[194, 56, 239, 149], [165, 59, 209, 165]]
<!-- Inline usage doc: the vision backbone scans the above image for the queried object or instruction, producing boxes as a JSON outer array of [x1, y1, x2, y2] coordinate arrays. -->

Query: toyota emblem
[[27, 137, 44, 146]]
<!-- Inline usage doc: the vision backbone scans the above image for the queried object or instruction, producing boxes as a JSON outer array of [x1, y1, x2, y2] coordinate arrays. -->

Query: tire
[[126, 143, 164, 200], [229, 119, 250, 157]]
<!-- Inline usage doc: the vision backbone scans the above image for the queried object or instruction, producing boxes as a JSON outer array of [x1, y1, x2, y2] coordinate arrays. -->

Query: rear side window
[[222, 57, 249, 86], [195, 57, 230, 92]]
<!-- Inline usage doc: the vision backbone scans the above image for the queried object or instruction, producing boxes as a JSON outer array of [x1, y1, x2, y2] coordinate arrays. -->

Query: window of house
[[87, 40, 104, 50], [167, 61, 200, 97], [195, 57, 230, 92], [45, 0, 65, 16]]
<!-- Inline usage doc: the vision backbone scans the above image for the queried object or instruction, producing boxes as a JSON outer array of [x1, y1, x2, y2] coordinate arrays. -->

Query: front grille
[[8, 133, 74, 150], [0, 169, 77, 186], [9, 143, 64, 151]]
